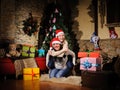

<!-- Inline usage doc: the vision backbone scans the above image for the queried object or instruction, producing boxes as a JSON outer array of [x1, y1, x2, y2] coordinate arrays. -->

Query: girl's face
[[58, 34, 65, 42], [52, 43, 61, 51]]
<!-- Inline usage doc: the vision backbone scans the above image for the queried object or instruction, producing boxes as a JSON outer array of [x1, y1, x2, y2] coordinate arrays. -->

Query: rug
[[40, 74, 82, 86]]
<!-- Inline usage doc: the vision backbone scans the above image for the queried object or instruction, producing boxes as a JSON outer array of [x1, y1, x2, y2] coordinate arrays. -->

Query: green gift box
[[22, 45, 35, 58]]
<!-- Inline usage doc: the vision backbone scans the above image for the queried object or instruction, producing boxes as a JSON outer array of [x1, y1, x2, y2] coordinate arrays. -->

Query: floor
[[0, 80, 92, 90]]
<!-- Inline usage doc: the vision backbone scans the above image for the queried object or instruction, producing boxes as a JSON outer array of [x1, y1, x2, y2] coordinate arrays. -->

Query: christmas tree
[[38, 3, 74, 55]]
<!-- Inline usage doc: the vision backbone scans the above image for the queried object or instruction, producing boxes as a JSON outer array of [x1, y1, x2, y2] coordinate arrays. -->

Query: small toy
[[6, 43, 21, 57]]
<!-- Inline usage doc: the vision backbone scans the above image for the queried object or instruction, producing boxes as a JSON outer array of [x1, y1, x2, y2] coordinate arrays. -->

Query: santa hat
[[50, 37, 61, 49], [55, 29, 64, 37]]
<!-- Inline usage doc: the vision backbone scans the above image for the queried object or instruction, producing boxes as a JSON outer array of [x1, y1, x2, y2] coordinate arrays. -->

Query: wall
[[75, 0, 94, 40], [75, 0, 120, 40], [0, 0, 16, 40], [0, 0, 45, 46], [74, 0, 120, 59]]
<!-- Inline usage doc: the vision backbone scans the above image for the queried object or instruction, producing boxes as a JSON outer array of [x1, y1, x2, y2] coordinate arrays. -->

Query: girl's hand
[[63, 46, 68, 52], [48, 50, 52, 55]]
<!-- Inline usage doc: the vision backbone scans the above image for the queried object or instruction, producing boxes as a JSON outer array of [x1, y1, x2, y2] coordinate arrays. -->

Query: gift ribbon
[[27, 47, 35, 54], [87, 52, 90, 57], [85, 50, 92, 57], [81, 58, 100, 70], [24, 69, 39, 80]]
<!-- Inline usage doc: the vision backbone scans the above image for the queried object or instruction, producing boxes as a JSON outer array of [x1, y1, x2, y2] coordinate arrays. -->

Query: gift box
[[23, 68, 40, 80], [80, 57, 101, 71], [22, 45, 35, 58], [0, 58, 15, 75], [35, 57, 47, 71], [78, 52, 100, 58], [38, 49, 45, 57]]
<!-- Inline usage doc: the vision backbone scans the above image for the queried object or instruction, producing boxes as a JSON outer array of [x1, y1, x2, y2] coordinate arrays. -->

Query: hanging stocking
[[109, 27, 118, 39]]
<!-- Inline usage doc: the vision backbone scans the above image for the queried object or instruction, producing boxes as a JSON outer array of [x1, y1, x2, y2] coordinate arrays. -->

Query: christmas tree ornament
[[59, 13, 62, 16], [52, 32, 55, 37], [49, 27, 52, 32], [49, 19, 51, 24], [44, 36, 48, 41], [47, 33, 49, 36], [109, 27, 118, 39], [51, 14, 53, 18], [55, 8, 59, 13], [52, 17, 56, 23], [52, 25, 56, 30]]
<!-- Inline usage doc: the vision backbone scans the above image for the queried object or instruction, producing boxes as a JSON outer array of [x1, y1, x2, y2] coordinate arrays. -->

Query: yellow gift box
[[23, 68, 40, 80]]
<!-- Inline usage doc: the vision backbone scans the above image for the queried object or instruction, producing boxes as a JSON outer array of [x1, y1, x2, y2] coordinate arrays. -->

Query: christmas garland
[[23, 13, 38, 36]]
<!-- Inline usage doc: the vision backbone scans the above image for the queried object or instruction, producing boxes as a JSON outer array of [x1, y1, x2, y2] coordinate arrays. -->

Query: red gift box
[[0, 58, 15, 74], [35, 57, 47, 71], [78, 52, 100, 58]]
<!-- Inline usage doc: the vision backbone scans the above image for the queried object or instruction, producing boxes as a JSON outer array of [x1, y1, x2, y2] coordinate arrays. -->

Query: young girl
[[46, 37, 75, 78]]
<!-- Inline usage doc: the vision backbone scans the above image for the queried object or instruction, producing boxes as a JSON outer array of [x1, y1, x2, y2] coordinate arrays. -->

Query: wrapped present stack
[[78, 51, 102, 71], [78, 51, 117, 89]]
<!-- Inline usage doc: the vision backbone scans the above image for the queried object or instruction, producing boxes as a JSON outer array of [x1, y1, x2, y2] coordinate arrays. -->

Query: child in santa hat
[[46, 37, 75, 78]]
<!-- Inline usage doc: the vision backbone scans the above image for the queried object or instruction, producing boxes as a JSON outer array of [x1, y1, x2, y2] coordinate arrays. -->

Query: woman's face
[[52, 43, 61, 51], [58, 34, 65, 42]]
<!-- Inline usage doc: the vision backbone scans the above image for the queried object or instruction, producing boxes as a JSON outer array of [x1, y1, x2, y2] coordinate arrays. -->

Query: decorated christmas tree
[[38, 3, 74, 55]]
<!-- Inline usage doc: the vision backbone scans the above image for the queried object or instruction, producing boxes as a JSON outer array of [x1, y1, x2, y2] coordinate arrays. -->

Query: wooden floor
[[0, 80, 92, 90]]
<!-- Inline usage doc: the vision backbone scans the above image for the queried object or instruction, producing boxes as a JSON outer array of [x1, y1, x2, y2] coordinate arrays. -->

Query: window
[[106, 0, 120, 26]]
